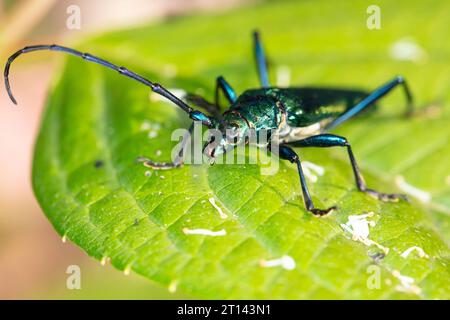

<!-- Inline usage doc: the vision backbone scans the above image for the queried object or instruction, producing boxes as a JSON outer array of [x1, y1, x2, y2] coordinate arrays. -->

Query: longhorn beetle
[[4, 30, 412, 216]]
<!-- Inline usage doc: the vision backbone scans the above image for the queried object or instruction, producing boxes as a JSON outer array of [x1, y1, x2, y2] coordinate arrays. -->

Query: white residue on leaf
[[182, 228, 226, 237], [160, 175, 165, 180], [61, 234, 67, 243], [340, 212, 389, 255], [144, 170, 152, 177], [260, 255, 296, 271], [208, 197, 228, 219], [150, 88, 186, 102], [168, 279, 178, 293], [395, 175, 431, 203], [276, 65, 291, 87], [155, 150, 162, 157], [302, 161, 325, 183], [389, 37, 428, 63], [400, 246, 429, 259], [392, 270, 421, 295], [341, 212, 376, 240]]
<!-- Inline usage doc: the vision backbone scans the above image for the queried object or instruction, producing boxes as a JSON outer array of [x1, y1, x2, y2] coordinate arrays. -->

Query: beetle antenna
[[4, 45, 213, 126]]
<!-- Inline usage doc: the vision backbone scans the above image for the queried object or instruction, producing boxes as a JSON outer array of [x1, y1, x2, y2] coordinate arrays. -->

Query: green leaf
[[32, 0, 449, 299]]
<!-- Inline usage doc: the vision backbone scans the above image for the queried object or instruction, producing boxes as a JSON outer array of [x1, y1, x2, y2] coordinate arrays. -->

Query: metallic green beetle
[[4, 31, 412, 215]]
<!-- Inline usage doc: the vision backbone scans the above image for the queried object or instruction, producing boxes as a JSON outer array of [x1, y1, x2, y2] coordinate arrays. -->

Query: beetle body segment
[[227, 87, 370, 144]]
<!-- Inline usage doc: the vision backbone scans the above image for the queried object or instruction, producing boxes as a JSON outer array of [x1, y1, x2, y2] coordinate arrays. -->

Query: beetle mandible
[[4, 30, 412, 215]]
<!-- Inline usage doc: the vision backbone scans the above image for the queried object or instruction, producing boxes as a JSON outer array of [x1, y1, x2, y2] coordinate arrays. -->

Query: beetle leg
[[215, 76, 237, 108], [325, 76, 413, 131], [287, 134, 408, 202], [253, 30, 270, 88], [137, 123, 194, 170], [274, 144, 337, 216]]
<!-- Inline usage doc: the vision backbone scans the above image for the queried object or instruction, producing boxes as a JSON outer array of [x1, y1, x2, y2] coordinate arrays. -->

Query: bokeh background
[[0, 0, 247, 300]]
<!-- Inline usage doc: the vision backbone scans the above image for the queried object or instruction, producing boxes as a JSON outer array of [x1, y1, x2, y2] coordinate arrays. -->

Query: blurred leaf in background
[[29, 0, 449, 299]]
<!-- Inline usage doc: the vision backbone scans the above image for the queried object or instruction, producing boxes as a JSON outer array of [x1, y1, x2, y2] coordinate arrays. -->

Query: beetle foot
[[310, 206, 337, 216], [136, 157, 181, 170], [364, 188, 409, 202]]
